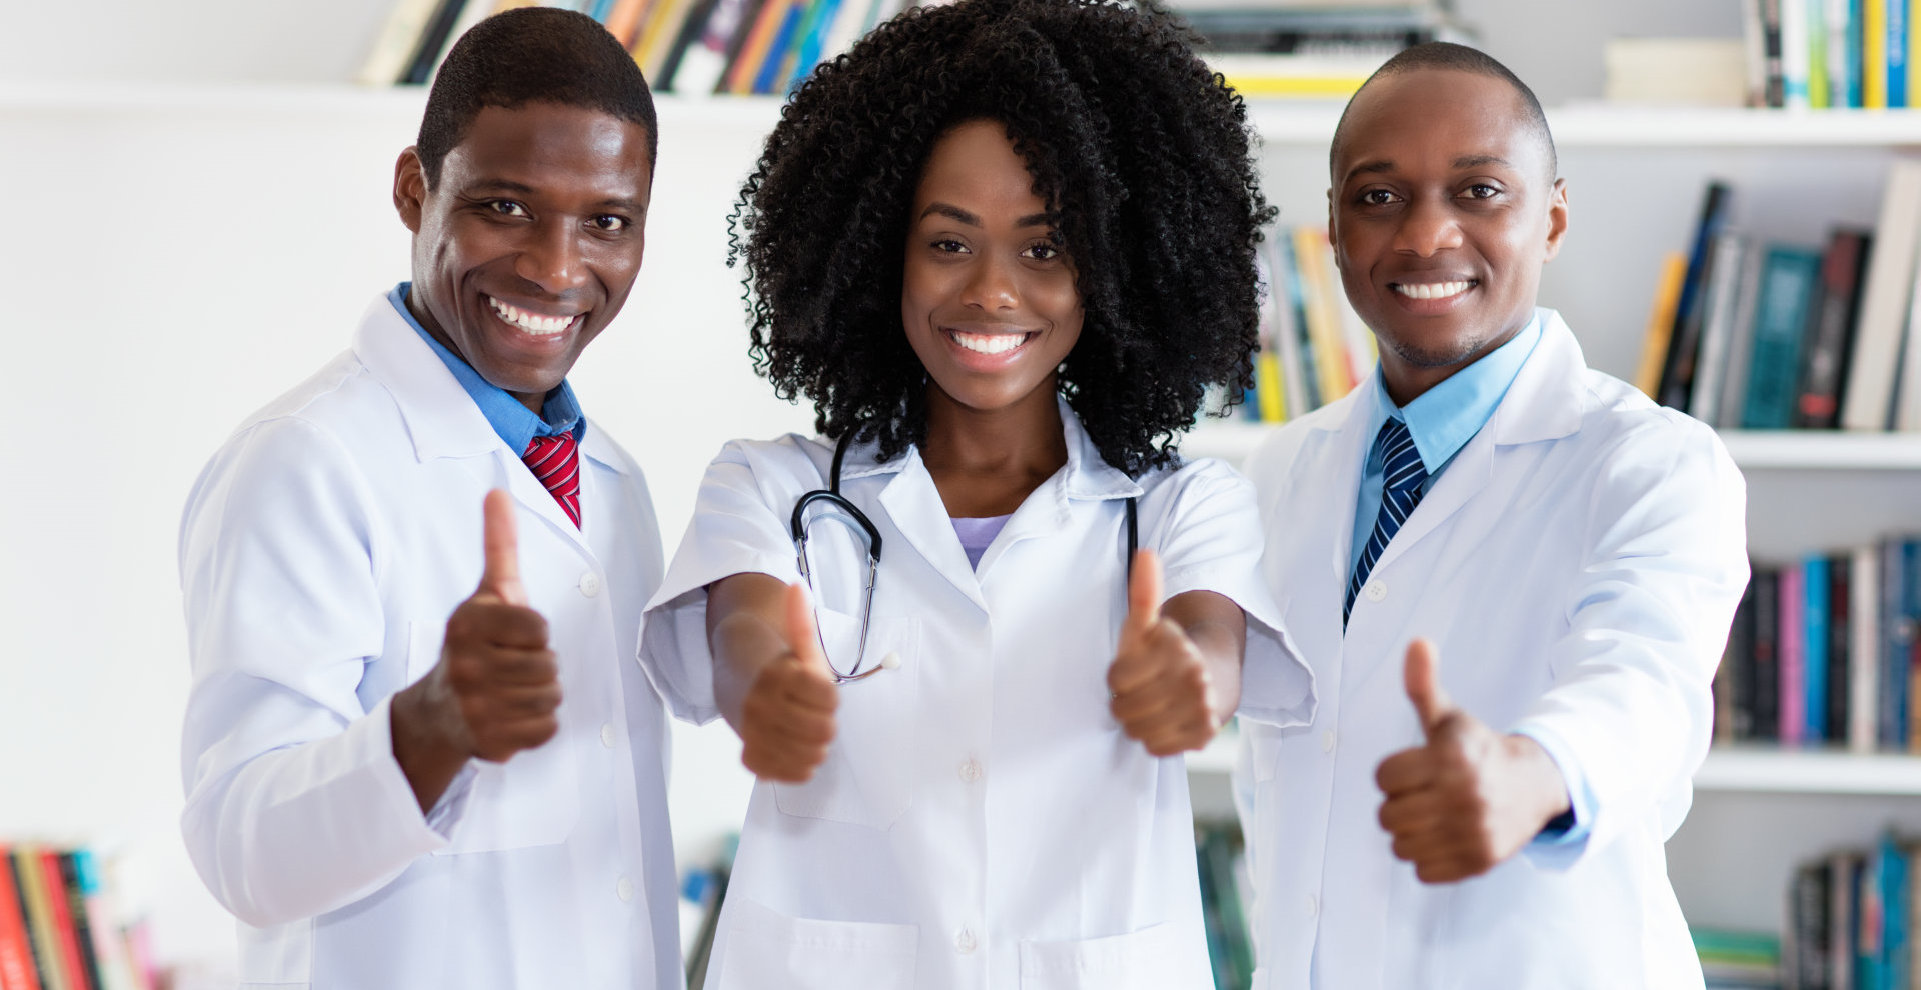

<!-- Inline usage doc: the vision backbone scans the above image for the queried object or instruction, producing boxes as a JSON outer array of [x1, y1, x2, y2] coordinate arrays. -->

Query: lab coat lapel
[[351, 295, 593, 555], [874, 446, 991, 612]]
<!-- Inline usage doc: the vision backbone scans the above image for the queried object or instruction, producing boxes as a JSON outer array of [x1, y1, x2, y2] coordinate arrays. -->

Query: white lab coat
[[178, 295, 680, 990], [1235, 310, 1748, 990], [639, 399, 1314, 990]]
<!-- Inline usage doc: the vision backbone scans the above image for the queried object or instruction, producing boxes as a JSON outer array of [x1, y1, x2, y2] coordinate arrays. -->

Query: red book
[[0, 849, 41, 990], [34, 853, 86, 990]]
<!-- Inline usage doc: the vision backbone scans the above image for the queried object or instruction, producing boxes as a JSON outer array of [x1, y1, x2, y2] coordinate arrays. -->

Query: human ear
[[394, 148, 427, 233], [1541, 177, 1569, 263], [1324, 187, 1338, 254]]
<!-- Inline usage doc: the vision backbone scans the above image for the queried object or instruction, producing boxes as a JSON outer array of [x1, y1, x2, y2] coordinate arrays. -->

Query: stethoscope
[[790, 433, 1139, 683]]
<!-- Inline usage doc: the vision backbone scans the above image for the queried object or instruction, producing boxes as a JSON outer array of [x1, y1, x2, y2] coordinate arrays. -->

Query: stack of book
[[1229, 225, 1378, 425], [1741, 0, 1915, 109], [1712, 540, 1921, 753], [358, 0, 914, 94], [1173, 0, 1467, 100], [1638, 163, 1921, 434], [1694, 927, 1784, 989], [1782, 832, 1915, 990], [0, 843, 152, 990]]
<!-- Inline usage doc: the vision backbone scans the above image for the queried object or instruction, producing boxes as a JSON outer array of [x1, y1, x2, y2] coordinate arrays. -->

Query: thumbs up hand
[[1108, 550, 1221, 757], [736, 582, 839, 782], [1374, 639, 1573, 884]]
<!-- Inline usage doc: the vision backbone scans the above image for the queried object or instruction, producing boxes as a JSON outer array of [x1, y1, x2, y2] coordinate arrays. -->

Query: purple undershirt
[[950, 515, 1013, 570]]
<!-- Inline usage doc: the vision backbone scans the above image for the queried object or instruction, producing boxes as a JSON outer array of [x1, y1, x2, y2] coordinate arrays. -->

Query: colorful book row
[[359, 0, 916, 95], [1784, 831, 1916, 990], [0, 844, 151, 990], [1639, 161, 1921, 433], [1236, 226, 1378, 425], [1745, 0, 1919, 109], [1712, 540, 1921, 753]]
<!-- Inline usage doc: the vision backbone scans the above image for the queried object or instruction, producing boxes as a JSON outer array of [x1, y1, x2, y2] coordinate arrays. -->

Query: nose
[[514, 219, 591, 294], [960, 252, 1020, 312], [1393, 196, 1464, 258]]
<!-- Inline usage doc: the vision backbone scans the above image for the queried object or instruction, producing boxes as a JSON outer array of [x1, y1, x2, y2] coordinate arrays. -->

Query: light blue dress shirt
[[389, 283, 584, 452], [1348, 309, 1593, 847]]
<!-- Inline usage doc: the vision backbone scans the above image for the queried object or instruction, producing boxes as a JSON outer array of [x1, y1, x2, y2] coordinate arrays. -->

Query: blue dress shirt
[[388, 283, 584, 453], [1349, 309, 1594, 849]]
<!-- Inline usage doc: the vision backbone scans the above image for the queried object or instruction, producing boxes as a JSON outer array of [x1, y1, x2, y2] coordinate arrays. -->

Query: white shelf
[[1184, 421, 1921, 471], [1249, 103, 1921, 148], [1189, 737, 1921, 797], [1692, 748, 1921, 795]]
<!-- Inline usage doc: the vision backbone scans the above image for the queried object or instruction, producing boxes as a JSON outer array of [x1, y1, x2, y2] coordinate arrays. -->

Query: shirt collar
[[1367, 309, 1544, 474], [389, 283, 584, 456]]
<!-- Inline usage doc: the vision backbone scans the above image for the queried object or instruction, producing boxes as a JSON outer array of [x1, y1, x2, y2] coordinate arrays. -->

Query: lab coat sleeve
[[1153, 458, 1316, 729], [638, 438, 812, 725], [179, 416, 451, 928], [1505, 416, 1748, 868]]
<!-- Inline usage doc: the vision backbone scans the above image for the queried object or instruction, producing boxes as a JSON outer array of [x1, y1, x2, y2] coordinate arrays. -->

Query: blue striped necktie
[[1344, 417, 1427, 625]]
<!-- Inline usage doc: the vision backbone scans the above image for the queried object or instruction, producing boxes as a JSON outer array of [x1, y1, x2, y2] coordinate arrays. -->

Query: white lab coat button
[[1306, 893, 1319, 917], [1321, 730, 1336, 753], [959, 759, 983, 783], [600, 723, 617, 749], [1364, 579, 1387, 603], [579, 572, 602, 597], [955, 928, 978, 954], [616, 876, 634, 903]]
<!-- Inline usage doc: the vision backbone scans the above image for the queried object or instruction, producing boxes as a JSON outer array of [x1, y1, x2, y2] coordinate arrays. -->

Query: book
[[0, 850, 39, 990], [1782, 561, 1807, 745], [1851, 544, 1882, 753], [1783, 0, 1814, 106], [1740, 245, 1824, 430], [1635, 252, 1689, 398], [400, 0, 473, 85], [1690, 232, 1750, 424], [1658, 181, 1733, 411], [1714, 240, 1767, 429], [1827, 554, 1851, 745], [1794, 228, 1872, 429], [1842, 159, 1921, 431], [1603, 38, 1749, 106]]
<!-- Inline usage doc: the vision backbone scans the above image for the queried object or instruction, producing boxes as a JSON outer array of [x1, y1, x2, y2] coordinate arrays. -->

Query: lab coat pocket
[[1019, 922, 1194, 990], [717, 895, 918, 990], [414, 621, 581, 855], [773, 608, 919, 829]]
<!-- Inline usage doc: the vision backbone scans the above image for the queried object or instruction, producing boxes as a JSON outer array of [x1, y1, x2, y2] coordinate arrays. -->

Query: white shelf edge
[[1185, 421, 1921, 471], [1188, 739, 1921, 796], [1249, 103, 1921, 147]]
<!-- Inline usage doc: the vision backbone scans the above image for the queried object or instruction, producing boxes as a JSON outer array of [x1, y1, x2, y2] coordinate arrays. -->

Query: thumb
[[478, 489, 527, 606], [1123, 549, 1164, 642], [1403, 638, 1455, 737], [782, 581, 831, 678]]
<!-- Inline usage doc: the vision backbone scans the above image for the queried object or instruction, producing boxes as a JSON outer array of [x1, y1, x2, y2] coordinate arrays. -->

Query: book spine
[[1658, 182, 1733, 412], [1806, 555, 1830, 742], [1829, 553, 1853, 744], [1731, 579, 1759, 740], [1783, 562, 1808, 746], [1795, 229, 1872, 429], [1867, 0, 1890, 106], [0, 850, 41, 990], [1784, 0, 1814, 106], [1852, 544, 1882, 753], [1889, 0, 1909, 106], [1755, 567, 1783, 742], [1742, 246, 1824, 430]]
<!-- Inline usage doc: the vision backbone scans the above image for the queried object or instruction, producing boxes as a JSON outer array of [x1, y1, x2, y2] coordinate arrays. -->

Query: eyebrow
[[463, 178, 647, 213], [918, 203, 1054, 228], [1343, 154, 1517, 184]]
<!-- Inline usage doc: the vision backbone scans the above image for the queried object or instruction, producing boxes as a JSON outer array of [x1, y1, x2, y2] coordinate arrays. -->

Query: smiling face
[[901, 119, 1084, 421], [394, 102, 654, 413], [1329, 68, 1567, 404]]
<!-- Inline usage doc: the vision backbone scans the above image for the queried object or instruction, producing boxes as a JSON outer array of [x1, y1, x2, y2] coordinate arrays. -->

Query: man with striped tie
[[1233, 43, 1750, 989], [177, 10, 683, 989]]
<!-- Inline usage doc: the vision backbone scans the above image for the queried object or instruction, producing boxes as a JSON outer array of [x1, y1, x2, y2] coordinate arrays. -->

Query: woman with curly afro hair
[[639, 0, 1314, 985]]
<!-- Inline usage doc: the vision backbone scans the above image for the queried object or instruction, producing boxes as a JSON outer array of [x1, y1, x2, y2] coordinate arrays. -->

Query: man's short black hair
[[417, 7, 658, 188], [1332, 41, 1557, 181]]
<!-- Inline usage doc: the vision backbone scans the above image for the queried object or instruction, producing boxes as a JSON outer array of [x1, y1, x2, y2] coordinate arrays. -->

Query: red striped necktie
[[522, 433, 582, 528]]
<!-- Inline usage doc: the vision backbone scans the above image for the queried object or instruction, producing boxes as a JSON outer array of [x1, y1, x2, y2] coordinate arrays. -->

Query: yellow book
[[1291, 226, 1357, 403], [635, 0, 694, 79], [605, 0, 657, 48], [726, 0, 793, 94], [1255, 351, 1287, 423], [1634, 252, 1689, 399], [13, 845, 70, 990], [1867, 0, 1889, 108]]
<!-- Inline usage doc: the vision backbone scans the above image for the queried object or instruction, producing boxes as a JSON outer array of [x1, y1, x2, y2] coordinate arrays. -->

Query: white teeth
[[951, 331, 1028, 355], [489, 296, 578, 336], [1394, 281, 1472, 301]]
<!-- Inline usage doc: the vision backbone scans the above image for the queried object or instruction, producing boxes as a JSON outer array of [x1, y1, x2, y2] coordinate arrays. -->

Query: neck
[[919, 380, 1068, 517]]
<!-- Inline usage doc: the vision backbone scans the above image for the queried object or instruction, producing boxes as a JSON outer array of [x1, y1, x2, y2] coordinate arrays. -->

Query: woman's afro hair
[[730, 0, 1275, 474]]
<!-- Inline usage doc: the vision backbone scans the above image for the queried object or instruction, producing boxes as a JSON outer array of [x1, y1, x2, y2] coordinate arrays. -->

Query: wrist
[[1502, 733, 1572, 829]]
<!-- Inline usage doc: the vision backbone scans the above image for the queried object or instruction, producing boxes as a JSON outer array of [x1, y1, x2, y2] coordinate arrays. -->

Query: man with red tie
[[176, 9, 680, 989]]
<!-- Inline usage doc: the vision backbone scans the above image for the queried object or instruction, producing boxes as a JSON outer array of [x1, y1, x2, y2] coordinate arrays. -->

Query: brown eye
[[590, 215, 629, 233], [488, 200, 529, 218], [1360, 189, 1398, 206]]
